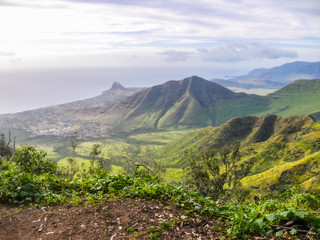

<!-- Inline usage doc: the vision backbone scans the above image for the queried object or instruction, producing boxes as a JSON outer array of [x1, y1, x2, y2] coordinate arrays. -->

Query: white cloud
[[198, 42, 298, 62], [0, 51, 15, 57], [0, 0, 318, 69], [158, 50, 193, 61]]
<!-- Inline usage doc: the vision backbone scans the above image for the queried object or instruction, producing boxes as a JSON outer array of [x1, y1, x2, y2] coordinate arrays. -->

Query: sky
[[0, 0, 319, 114]]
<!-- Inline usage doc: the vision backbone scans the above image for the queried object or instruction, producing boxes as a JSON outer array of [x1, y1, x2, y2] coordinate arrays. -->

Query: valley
[[1, 62, 320, 239]]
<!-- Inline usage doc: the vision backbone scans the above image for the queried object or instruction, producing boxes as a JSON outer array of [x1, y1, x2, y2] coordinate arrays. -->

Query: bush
[[186, 141, 251, 200], [11, 146, 57, 175]]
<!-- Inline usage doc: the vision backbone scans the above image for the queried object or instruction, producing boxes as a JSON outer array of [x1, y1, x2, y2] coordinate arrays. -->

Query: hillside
[[88, 76, 269, 132], [93, 77, 320, 133], [0, 82, 144, 139], [264, 79, 320, 116], [161, 114, 320, 191], [58, 81, 144, 108], [0, 77, 320, 138], [212, 61, 320, 89]]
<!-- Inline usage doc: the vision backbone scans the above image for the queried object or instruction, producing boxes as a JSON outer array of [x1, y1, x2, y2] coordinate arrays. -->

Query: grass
[[241, 152, 320, 190], [127, 130, 192, 145], [264, 79, 320, 116], [162, 168, 186, 183]]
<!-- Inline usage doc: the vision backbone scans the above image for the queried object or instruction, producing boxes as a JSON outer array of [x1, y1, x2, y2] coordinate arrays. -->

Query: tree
[[0, 133, 13, 158], [89, 143, 102, 174], [186, 141, 251, 200], [11, 146, 57, 175]]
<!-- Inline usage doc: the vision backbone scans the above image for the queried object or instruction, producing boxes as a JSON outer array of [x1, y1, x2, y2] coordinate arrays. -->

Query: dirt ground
[[1, 198, 317, 240], [0, 198, 223, 240]]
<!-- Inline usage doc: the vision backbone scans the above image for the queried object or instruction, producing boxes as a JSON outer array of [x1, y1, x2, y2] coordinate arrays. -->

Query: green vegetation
[[87, 77, 320, 132], [161, 115, 320, 192], [0, 147, 319, 238], [265, 79, 320, 116], [186, 142, 249, 199], [1, 112, 320, 238]]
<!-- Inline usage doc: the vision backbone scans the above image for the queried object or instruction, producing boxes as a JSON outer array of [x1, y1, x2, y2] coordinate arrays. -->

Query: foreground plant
[[0, 147, 319, 238]]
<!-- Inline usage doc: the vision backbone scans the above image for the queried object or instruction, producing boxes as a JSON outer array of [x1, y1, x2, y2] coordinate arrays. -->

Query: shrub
[[11, 146, 57, 175]]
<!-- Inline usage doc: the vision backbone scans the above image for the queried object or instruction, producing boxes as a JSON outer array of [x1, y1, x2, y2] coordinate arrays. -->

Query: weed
[[149, 231, 161, 239]]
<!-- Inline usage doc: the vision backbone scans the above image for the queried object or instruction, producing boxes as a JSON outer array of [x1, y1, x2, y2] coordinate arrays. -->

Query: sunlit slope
[[161, 115, 320, 190], [95, 76, 270, 131], [264, 79, 320, 116], [96, 78, 320, 132]]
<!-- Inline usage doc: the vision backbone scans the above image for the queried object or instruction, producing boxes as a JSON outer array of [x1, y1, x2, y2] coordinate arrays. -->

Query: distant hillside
[[93, 77, 320, 132], [0, 82, 144, 139], [212, 61, 320, 89], [57, 81, 144, 108], [89, 76, 270, 132], [0, 76, 319, 138], [161, 114, 320, 191], [263, 78, 320, 116]]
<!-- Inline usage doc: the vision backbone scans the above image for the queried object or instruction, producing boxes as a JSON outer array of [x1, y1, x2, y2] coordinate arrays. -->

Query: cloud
[[0, 51, 15, 57], [0, 0, 70, 8], [198, 42, 298, 62], [159, 50, 193, 61]]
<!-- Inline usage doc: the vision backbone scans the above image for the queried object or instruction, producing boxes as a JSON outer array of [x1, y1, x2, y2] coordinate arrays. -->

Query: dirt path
[[0, 199, 222, 240]]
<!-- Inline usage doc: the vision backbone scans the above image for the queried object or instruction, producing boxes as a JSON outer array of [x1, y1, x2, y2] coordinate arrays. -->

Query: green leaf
[[21, 183, 34, 191], [20, 191, 30, 197], [293, 210, 308, 219], [280, 210, 294, 219], [265, 213, 277, 222], [289, 228, 297, 235], [275, 231, 283, 237], [256, 218, 265, 227]]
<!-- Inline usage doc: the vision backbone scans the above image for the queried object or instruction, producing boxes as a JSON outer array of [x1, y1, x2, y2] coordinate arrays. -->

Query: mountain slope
[[212, 61, 320, 89], [57, 81, 144, 108], [0, 82, 144, 139], [161, 114, 320, 190], [0, 76, 319, 138], [93, 76, 269, 131], [264, 79, 320, 116], [243, 61, 320, 83]]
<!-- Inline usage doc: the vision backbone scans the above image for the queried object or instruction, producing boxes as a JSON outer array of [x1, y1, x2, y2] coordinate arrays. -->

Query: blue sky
[[0, 0, 319, 113]]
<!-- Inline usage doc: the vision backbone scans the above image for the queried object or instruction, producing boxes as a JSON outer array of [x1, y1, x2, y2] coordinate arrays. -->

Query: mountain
[[0, 76, 320, 137], [0, 76, 319, 138], [265, 78, 320, 116], [56, 81, 144, 108], [85, 76, 270, 132], [161, 114, 320, 190], [0, 82, 144, 139], [88, 76, 320, 132], [212, 61, 320, 89]]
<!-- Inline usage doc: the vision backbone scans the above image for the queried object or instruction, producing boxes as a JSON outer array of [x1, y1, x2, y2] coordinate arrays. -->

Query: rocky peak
[[111, 81, 126, 91]]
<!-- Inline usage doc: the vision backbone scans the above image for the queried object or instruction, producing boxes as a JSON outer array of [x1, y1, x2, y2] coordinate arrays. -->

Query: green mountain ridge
[[0, 76, 319, 139], [265, 79, 320, 116], [92, 76, 270, 132], [161, 114, 320, 191], [92, 76, 320, 133]]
